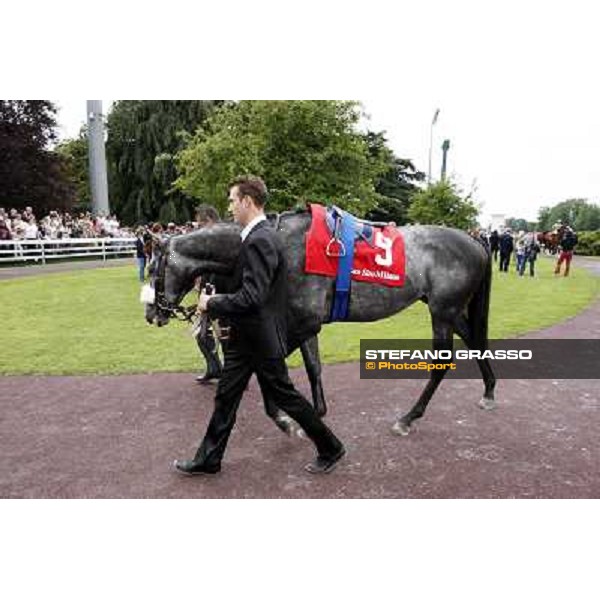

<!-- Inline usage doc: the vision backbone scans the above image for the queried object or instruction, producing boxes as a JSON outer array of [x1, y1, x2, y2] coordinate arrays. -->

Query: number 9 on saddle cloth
[[306, 204, 406, 321]]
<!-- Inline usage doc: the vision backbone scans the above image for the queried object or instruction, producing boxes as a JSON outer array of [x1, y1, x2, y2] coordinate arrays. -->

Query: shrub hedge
[[575, 231, 600, 256]]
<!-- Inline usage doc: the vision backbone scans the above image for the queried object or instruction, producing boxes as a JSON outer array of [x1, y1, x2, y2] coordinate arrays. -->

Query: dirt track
[[0, 258, 598, 498]]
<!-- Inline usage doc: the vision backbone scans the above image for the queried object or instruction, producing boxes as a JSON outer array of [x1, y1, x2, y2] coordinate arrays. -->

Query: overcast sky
[[49, 2, 600, 226]]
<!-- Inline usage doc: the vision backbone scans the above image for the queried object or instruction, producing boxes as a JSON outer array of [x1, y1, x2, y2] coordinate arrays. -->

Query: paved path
[[0, 257, 598, 498]]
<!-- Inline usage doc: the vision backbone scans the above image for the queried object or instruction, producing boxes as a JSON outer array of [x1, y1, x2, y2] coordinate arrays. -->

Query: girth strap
[[330, 207, 357, 321]]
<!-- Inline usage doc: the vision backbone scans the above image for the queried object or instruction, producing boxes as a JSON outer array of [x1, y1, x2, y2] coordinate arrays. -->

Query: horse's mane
[[271, 207, 309, 218], [266, 207, 309, 228]]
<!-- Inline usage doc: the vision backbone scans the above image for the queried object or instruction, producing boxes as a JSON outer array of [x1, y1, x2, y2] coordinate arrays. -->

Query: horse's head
[[144, 236, 170, 326], [144, 224, 241, 327]]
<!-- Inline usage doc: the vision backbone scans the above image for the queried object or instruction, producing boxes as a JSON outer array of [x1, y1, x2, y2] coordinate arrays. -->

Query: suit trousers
[[499, 252, 511, 272], [193, 346, 343, 470]]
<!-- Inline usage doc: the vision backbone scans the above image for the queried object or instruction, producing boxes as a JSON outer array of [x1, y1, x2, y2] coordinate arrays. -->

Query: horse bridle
[[153, 238, 197, 322]]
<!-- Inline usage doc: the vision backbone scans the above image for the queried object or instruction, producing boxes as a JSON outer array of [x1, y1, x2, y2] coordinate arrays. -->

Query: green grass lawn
[[1, 255, 598, 375]]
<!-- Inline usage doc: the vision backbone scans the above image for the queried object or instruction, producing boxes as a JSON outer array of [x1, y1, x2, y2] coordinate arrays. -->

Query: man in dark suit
[[498, 229, 514, 272], [174, 176, 345, 475], [489, 230, 499, 262]]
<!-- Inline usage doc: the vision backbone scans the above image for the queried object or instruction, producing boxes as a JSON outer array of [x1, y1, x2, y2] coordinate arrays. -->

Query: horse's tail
[[467, 250, 492, 350]]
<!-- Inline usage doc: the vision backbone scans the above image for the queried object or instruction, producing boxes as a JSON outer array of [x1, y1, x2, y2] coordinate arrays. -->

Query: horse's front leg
[[300, 335, 327, 416], [392, 315, 454, 436]]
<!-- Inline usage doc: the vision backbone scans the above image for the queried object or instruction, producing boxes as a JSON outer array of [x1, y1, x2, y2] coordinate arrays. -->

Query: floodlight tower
[[87, 100, 110, 215], [427, 108, 440, 184], [441, 139, 451, 181]]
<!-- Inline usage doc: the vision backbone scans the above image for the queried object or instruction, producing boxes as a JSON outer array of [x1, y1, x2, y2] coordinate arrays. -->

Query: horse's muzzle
[[155, 314, 170, 327], [144, 303, 170, 327], [144, 302, 157, 325]]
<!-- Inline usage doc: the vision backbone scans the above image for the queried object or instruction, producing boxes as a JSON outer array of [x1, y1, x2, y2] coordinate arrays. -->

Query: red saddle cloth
[[304, 204, 406, 287]]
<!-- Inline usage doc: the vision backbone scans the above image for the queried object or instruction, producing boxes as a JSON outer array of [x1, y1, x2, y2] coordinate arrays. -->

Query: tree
[[537, 199, 600, 231], [407, 180, 479, 229], [55, 127, 91, 212], [362, 131, 425, 224], [105, 101, 222, 225], [0, 100, 76, 212], [176, 101, 388, 217], [574, 202, 600, 231], [505, 217, 530, 232], [537, 206, 552, 231]]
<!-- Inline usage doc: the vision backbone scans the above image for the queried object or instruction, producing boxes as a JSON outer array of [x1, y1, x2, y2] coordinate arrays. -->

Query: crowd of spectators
[[469, 224, 579, 277], [139, 221, 201, 237], [0, 206, 130, 241], [0, 205, 207, 243]]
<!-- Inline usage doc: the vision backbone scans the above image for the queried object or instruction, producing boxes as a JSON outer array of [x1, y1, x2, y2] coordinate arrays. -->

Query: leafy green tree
[[105, 100, 222, 225], [55, 127, 91, 212], [537, 199, 600, 231], [537, 206, 552, 231], [573, 202, 600, 231], [362, 131, 425, 224], [176, 101, 387, 217], [407, 180, 479, 229], [0, 100, 76, 212], [505, 217, 530, 232]]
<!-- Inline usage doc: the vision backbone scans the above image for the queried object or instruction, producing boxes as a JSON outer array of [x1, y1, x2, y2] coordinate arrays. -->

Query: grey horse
[[145, 209, 496, 435]]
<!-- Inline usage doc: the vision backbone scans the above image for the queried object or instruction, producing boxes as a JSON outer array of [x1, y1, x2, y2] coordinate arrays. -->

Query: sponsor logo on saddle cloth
[[304, 204, 406, 287]]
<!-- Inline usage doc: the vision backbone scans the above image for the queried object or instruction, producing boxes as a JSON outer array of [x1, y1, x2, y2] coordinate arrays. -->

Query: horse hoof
[[478, 397, 496, 411], [391, 421, 411, 436]]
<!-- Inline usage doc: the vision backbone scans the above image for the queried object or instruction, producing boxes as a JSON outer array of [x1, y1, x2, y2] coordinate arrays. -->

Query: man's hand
[[197, 291, 217, 313]]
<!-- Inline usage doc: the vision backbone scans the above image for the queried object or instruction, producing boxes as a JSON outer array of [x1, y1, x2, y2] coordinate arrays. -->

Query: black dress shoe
[[173, 459, 220, 476], [304, 447, 346, 474]]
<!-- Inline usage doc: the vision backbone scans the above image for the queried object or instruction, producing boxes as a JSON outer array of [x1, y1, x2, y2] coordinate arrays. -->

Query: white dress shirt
[[240, 214, 267, 242]]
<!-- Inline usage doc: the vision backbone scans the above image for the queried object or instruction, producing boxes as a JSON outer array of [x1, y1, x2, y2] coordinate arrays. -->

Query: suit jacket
[[560, 232, 578, 251], [499, 233, 514, 254], [206, 220, 288, 359]]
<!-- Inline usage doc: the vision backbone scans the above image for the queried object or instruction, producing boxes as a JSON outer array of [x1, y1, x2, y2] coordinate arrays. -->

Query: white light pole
[[87, 100, 110, 216], [427, 108, 440, 185]]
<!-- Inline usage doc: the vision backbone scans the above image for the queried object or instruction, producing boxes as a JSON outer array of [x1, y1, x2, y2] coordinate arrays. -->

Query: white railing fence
[[0, 237, 137, 265]]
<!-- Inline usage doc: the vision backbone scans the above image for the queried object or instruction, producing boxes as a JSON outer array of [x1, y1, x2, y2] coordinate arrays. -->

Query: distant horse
[[537, 225, 566, 255], [145, 209, 496, 436]]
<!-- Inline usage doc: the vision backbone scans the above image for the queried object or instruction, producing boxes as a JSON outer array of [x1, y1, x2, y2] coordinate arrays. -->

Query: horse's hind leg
[[256, 375, 300, 436], [453, 315, 496, 410], [392, 316, 454, 436], [300, 335, 327, 416], [256, 335, 326, 437]]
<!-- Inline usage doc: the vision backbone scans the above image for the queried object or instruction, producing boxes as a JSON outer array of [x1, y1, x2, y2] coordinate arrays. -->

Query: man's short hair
[[229, 175, 268, 207], [195, 204, 220, 223]]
